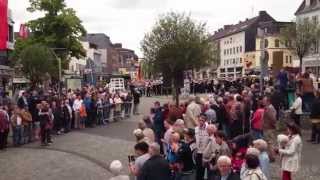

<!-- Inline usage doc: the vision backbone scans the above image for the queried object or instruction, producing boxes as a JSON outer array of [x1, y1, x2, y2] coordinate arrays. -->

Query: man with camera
[[129, 142, 150, 179]]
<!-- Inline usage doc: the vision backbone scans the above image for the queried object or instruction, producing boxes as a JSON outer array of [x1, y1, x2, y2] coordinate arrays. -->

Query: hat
[[109, 160, 123, 175], [184, 128, 195, 137]]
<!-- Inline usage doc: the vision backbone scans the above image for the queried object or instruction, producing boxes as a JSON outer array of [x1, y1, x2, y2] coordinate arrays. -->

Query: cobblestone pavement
[[0, 96, 319, 180]]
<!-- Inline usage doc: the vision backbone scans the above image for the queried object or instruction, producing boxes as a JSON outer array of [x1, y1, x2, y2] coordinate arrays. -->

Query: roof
[[82, 33, 112, 48], [211, 11, 275, 40], [295, 0, 320, 15]]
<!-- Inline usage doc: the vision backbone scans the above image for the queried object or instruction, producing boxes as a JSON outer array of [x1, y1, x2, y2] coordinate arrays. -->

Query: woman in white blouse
[[277, 122, 303, 180]]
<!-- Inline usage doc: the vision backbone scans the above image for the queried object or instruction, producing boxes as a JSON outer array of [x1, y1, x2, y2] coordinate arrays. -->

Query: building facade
[[212, 11, 276, 80], [0, 8, 14, 89], [253, 22, 298, 76], [295, 0, 320, 77]]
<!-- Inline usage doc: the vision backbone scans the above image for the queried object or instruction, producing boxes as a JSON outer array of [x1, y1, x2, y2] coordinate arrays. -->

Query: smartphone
[[128, 155, 135, 163]]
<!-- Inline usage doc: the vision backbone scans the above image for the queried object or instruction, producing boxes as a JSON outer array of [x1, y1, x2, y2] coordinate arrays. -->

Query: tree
[[280, 19, 320, 72], [19, 44, 58, 85], [26, 0, 86, 68], [141, 12, 215, 105]]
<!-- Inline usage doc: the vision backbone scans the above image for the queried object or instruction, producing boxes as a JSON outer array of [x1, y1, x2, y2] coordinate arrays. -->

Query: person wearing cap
[[109, 160, 130, 180]]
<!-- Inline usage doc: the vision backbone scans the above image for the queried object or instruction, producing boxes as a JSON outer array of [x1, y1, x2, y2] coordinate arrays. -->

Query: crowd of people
[[109, 70, 320, 180], [0, 85, 141, 148]]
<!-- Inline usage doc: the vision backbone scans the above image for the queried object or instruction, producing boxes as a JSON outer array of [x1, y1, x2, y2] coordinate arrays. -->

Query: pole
[[58, 57, 61, 99], [260, 31, 265, 95]]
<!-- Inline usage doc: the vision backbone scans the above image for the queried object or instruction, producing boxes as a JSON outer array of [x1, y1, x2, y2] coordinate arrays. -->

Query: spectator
[[133, 88, 141, 115], [185, 96, 201, 128], [253, 139, 270, 180], [130, 142, 150, 178], [277, 123, 303, 180], [109, 160, 130, 180], [262, 96, 277, 162], [138, 120, 155, 144], [195, 114, 210, 180], [251, 102, 265, 140], [139, 143, 171, 180], [213, 156, 240, 180], [0, 105, 9, 150], [241, 154, 267, 180], [309, 91, 320, 144], [290, 92, 303, 126], [11, 107, 23, 146]]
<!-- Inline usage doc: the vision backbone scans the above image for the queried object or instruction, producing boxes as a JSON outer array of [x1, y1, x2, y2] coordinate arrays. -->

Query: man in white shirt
[[72, 95, 83, 129], [195, 114, 210, 180]]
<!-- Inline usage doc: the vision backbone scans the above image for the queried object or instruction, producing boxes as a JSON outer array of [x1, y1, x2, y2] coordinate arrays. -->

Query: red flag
[[0, 0, 8, 50]]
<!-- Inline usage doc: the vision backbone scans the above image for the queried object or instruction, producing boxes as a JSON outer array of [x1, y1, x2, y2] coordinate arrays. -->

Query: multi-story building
[[0, 7, 14, 89], [253, 21, 298, 76], [295, 0, 320, 77], [212, 11, 276, 80], [113, 43, 139, 78]]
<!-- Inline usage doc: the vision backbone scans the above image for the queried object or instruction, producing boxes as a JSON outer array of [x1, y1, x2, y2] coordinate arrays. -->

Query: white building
[[295, 0, 320, 77], [219, 32, 245, 79], [69, 41, 102, 75]]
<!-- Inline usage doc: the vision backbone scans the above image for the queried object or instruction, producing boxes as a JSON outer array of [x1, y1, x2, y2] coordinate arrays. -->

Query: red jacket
[[251, 108, 265, 130], [0, 110, 9, 131]]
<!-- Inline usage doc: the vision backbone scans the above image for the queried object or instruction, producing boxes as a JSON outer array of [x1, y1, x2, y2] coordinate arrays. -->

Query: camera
[[128, 155, 135, 163]]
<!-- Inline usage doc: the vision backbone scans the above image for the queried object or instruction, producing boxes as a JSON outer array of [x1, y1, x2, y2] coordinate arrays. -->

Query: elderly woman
[[109, 160, 129, 180], [138, 121, 155, 143], [253, 139, 270, 179], [277, 123, 303, 180], [241, 154, 267, 180]]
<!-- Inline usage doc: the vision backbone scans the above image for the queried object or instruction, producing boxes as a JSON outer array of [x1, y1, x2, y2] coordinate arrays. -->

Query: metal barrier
[[99, 102, 133, 123]]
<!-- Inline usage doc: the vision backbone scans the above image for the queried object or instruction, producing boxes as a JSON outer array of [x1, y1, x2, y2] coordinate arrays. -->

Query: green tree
[[26, 0, 86, 67], [19, 44, 58, 85], [280, 19, 320, 72], [141, 12, 215, 105]]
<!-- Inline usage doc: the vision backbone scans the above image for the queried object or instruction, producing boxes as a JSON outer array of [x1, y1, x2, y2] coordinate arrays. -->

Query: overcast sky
[[9, 0, 303, 56]]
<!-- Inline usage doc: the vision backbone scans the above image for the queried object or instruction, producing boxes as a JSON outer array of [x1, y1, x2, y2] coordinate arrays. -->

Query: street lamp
[[50, 48, 67, 98]]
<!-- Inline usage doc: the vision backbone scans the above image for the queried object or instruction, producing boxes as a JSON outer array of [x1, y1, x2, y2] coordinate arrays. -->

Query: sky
[[9, 0, 303, 56]]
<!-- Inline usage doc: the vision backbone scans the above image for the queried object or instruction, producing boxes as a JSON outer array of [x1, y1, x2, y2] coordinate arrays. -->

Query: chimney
[[306, 0, 311, 7], [259, 11, 267, 16]]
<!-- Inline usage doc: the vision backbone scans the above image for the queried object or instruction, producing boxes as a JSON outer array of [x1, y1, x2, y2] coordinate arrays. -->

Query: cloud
[[9, 0, 303, 56]]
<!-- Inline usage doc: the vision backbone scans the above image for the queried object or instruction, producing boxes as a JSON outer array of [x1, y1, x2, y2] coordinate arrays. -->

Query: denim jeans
[[251, 129, 264, 140], [13, 126, 22, 145]]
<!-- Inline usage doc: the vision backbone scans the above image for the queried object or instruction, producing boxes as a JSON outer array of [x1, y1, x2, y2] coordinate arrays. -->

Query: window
[[240, 46, 242, 52], [240, 58, 242, 64], [264, 39, 269, 48], [285, 56, 288, 63], [233, 47, 235, 54], [312, 16, 318, 25], [237, 47, 239, 53], [233, 59, 235, 64], [224, 49, 226, 55], [275, 39, 280, 48], [289, 56, 292, 64]]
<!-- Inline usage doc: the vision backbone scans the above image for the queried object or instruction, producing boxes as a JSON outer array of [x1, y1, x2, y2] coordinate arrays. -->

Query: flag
[[19, 24, 29, 39], [0, 0, 8, 50]]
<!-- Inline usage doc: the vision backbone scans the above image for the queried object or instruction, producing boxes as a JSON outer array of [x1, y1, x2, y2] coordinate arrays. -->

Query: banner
[[19, 24, 29, 39], [0, 0, 8, 50]]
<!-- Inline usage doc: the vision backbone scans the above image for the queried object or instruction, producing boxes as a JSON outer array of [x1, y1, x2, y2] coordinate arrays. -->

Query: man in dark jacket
[[212, 156, 240, 180], [138, 143, 171, 180], [133, 88, 141, 115]]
